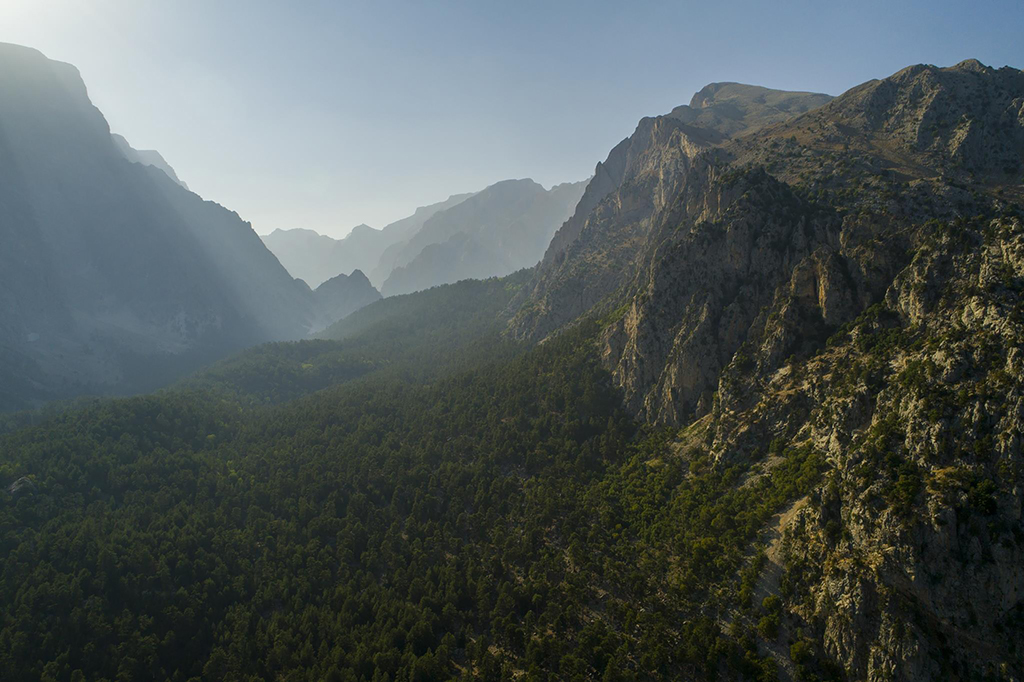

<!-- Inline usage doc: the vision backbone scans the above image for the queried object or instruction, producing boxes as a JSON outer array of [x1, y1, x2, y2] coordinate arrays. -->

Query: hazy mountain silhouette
[[263, 193, 474, 288], [0, 43, 377, 410], [379, 178, 586, 296]]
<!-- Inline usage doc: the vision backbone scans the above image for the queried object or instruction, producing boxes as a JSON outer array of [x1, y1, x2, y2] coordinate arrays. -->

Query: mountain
[[264, 178, 584, 298], [263, 193, 474, 288], [262, 226, 359, 288], [110, 132, 189, 189], [1, 58, 1023, 682], [512, 82, 834, 340], [0, 43, 375, 411], [507, 61, 1024, 677], [310, 269, 382, 333], [379, 178, 587, 296]]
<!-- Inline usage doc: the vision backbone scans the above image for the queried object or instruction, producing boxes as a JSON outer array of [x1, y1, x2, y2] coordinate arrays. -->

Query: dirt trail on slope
[[754, 495, 810, 682]]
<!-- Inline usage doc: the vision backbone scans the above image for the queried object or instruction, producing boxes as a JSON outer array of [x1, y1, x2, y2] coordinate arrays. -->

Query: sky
[[1, 1, 1022, 238]]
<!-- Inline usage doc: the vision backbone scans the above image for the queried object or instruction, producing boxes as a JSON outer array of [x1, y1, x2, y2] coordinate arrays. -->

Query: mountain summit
[[514, 83, 833, 340]]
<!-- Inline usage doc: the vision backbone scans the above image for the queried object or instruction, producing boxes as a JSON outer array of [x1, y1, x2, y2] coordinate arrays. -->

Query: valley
[[0, 23, 1022, 682]]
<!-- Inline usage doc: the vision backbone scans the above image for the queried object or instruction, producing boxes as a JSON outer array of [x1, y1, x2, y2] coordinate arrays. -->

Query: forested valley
[[2, 273, 829, 681]]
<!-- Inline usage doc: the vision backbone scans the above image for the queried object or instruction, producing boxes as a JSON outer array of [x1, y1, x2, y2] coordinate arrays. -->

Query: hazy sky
[[1, 1, 1022, 238]]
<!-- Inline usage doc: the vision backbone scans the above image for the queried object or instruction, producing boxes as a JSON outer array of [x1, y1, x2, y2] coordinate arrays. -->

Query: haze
[[1, 0, 1021, 237]]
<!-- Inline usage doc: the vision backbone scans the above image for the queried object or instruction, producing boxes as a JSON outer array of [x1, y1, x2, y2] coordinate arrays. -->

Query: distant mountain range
[[0, 43, 379, 411], [263, 178, 586, 297], [262, 192, 473, 289], [379, 178, 586, 296]]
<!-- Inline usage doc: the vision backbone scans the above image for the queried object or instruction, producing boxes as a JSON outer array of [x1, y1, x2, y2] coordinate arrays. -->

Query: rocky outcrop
[[6, 476, 36, 497], [601, 168, 844, 424], [812, 60, 1024, 178], [516, 61, 1024, 430], [707, 216, 1024, 680]]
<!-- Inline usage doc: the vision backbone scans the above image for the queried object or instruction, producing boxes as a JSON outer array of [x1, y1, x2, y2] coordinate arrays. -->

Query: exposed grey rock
[[7, 476, 35, 497], [510, 84, 834, 341]]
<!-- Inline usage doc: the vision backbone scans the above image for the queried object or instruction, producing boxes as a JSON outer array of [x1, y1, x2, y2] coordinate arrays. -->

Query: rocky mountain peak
[[504, 62, 1024, 675], [310, 269, 382, 332], [514, 83, 834, 340], [950, 57, 992, 73], [771, 57, 1024, 182]]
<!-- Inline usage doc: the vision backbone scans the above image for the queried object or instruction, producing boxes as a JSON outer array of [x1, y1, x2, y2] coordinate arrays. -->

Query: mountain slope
[[592, 60, 1024, 425], [260, 227, 343, 288], [0, 43, 374, 411], [310, 269, 382, 333], [380, 178, 586, 296]]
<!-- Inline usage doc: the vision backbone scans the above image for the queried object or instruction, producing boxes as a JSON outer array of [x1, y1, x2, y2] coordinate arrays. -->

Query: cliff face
[[695, 214, 1024, 680], [508, 61, 1024, 678], [511, 84, 834, 341], [515, 61, 1024, 428]]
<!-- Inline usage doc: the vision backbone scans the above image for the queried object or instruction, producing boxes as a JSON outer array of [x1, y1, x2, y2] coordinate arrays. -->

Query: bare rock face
[[6, 476, 36, 497], [661, 214, 1024, 680], [510, 84, 835, 341], [819, 60, 1024, 177], [515, 60, 1024, 432], [600, 168, 845, 425], [764, 218, 1024, 680]]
